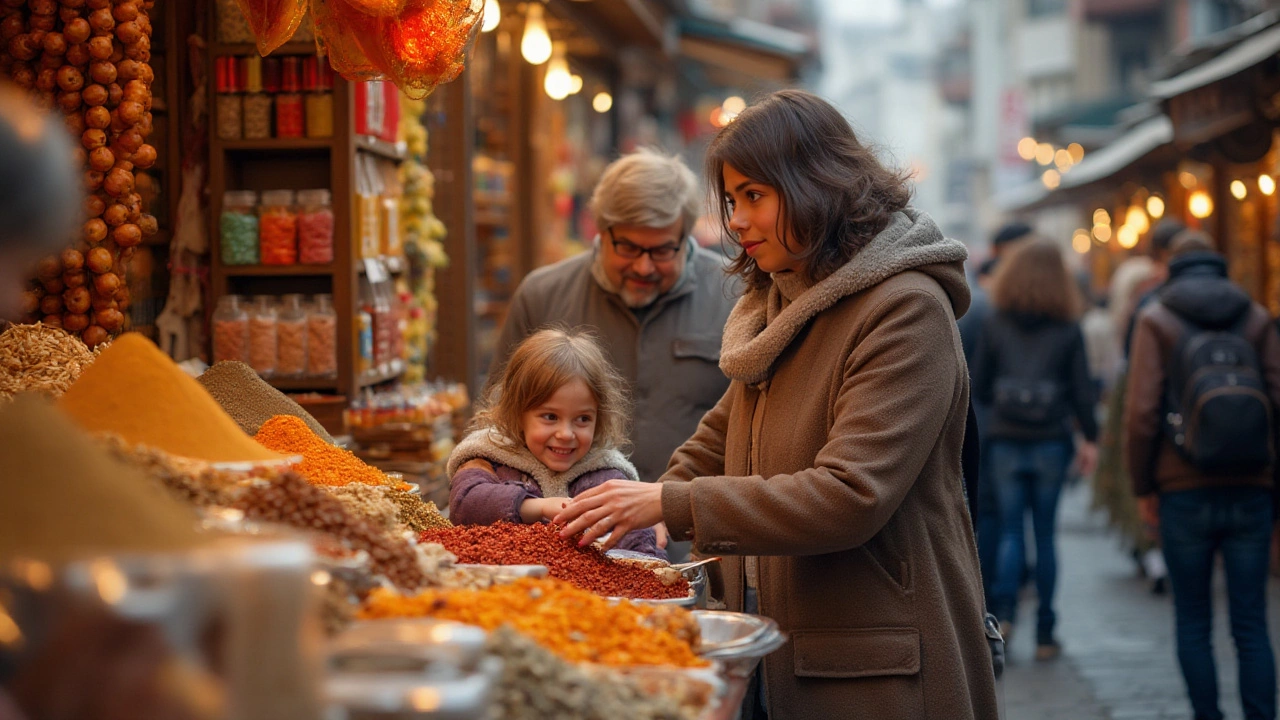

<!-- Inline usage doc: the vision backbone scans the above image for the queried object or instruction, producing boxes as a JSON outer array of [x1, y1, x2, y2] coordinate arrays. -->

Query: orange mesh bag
[[235, 0, 311, 55], [311, 0, 395, 81], [379, 0, 481, 99]]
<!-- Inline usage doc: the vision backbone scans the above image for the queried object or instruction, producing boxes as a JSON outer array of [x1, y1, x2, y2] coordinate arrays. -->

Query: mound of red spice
[[419, 522, 690, 600]]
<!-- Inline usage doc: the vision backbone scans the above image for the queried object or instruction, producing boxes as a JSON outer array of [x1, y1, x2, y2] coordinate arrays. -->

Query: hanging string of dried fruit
[[237, 0, 480, 100], [3, 0, 158, 348]]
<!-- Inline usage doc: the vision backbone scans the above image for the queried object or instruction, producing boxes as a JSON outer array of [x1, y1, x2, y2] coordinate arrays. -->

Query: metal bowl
[[328, 619, 489, 676], [692, 611, 787, 679], [606, 564, 706, 607]]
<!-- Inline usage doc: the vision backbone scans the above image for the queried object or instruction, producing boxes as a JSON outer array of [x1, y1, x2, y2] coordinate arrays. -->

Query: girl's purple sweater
[[449, 463, 665, 558]]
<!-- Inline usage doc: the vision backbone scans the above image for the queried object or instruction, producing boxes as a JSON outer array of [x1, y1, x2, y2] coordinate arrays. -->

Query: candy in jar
[[248, 295, 278, 377], [297, 189, 334, 264], [259, 189, 298, 265], [277, 293, 308, 377], [307, 293, 337, 377], [220, 190, 259, 265], [212, 295, 249, 363]]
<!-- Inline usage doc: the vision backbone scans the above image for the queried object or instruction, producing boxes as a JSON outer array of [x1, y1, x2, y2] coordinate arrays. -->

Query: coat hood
[[447, 428, 639, 498], [1158, 252, 1251, 329], [719, 208, 969, 385]]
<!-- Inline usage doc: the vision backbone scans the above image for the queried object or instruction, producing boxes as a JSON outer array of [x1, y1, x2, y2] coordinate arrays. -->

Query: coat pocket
[[792, 627, 921, 678], [671, 335, 722, 362], [792, 628, 924, 719]]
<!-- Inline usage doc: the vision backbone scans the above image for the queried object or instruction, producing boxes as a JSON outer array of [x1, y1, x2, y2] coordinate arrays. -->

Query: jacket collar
[[719, 208, 969, 386], [446, 428, 639, 497], [1167, 251, 1227, 281]]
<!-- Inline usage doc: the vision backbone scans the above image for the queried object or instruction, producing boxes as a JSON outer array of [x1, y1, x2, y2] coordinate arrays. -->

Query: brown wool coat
[[660, 210, 999, 720]]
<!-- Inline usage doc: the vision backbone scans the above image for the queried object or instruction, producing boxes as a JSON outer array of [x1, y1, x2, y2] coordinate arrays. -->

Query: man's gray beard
[[590, 252, 662, 308]]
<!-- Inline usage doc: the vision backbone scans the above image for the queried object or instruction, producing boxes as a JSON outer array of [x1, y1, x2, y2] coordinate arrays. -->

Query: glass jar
[[215, 56, 242, 140], [297, 189, 334, 265], [212, 295, 249, 364], [307, 293, 338, 378], [242, 55, 272, 140], [220, 190, 259, 265], [259, 189, 298, 265], [304, 56, 334, 139], [276, 293, 308, 377], [276, 57, 304, 139], [248, 295, 278, 377]]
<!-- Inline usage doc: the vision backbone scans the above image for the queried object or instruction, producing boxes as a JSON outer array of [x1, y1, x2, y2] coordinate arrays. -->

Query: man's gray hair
[[591, 148, 700, 234]]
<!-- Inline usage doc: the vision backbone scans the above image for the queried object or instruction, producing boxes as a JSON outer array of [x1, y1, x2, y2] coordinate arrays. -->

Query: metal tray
[[692, 611, 779, 655]]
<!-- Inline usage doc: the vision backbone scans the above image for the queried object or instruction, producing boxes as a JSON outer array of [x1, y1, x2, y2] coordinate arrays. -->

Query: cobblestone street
[[999, 483, 1280, 720]]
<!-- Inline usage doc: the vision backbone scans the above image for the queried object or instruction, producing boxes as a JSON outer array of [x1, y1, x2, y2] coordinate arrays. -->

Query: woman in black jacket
[[974, 237, 1099, 660]]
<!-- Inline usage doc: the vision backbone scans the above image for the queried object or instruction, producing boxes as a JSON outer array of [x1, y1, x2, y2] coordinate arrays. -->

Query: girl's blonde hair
[[474, 327, 631, 451], [991, 237, 1082, 322]]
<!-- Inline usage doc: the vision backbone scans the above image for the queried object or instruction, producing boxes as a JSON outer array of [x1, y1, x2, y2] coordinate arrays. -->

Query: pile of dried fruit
[[0, 322, 104, 399], [4, 0, 160, 346], [359, 578, 707, 668], [386, 488, 451, 532], [99, 434, 248, 507], [419, 522, 690, 600]]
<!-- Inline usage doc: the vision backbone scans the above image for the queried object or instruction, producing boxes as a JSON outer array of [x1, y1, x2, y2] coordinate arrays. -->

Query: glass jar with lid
[[248, 295, 278, 377], [220, 190, 259, 265], [212, 295, 249, 364], [276, 294, 308, 377], [307, 293, 338, 378], [259, 189, 298, 265], [297, 189, 334, 265]]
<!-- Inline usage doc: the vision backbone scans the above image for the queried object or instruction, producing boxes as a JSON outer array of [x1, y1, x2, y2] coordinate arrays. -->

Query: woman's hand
[[554, 480, 664, 551], [1075, 441, 1099, 478]]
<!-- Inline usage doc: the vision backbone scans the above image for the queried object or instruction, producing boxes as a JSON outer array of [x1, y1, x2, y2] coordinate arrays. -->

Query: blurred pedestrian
[[958, 221, 1034, 608], [973, 238, 1099, 660], [1123, 219, 1187, 358], [1125, 231, 1279, 720], [490, 148, 742, 559], [554, 89, 998, 720], [0, 83, 80, 323]]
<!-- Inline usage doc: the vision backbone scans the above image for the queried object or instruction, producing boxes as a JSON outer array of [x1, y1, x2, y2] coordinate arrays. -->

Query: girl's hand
[[520, 497, 567, 523], [554, 480, 664, 551]]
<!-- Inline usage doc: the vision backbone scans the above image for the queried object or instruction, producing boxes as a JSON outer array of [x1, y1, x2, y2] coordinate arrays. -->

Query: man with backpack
[[1124, 231, 1280, 720]]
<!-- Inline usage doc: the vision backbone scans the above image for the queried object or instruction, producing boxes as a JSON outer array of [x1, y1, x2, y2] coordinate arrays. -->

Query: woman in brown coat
[[556, 90, 999, 719]]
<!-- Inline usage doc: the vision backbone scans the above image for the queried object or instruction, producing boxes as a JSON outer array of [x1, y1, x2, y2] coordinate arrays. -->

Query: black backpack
[[1162, 312, 1273, 474]]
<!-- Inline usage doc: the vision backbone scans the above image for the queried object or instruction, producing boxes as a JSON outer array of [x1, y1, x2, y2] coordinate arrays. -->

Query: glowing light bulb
[[1093, 208, 1111, 226], [568, 74, 582, 95], [1189, 190, 1214, 219], [521, 3, 551, 65], [481, 0, 501, 32], [1054, 149, 1072, 170], [543, 44, 572, 99], [1125, 206, 1149, 234], [1072, 230, 1091, 254], [1231, 180, 1247, 200], [1017, 137, 1037, 162], [1260, 174, 1276, 196], [1041, 169, 1060, 189], [1067, 143, 1085, 163], [592, 91, 613, 113], [1035, 143, 1054, 166], [1092, 224, 1112, 243], [1117, 225, 1139, 249], [723, 96, 746, 116], [1147, 195, 1165, 218]]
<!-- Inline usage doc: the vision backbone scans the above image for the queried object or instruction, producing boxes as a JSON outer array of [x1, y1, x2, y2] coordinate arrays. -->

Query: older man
[[491, 149, 740, 496]]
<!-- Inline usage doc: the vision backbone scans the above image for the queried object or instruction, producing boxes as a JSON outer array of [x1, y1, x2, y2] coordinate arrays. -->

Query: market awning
[[996, 115, 1172, 212], [677, 16, 812, 82], [1060, 114, 1173, 189], [1150, 22, 1280, 99]]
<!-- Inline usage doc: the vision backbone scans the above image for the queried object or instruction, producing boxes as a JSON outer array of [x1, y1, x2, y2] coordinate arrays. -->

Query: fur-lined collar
[[720, 208, 969, 386], [446, 428, 639, 498]]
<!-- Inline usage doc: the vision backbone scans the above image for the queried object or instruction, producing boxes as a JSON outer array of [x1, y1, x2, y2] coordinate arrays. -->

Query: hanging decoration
[[237, 0, 482, 100]]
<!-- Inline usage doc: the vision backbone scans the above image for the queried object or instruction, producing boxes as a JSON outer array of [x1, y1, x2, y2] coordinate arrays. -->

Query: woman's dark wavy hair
[[706, 89, 914, 289]]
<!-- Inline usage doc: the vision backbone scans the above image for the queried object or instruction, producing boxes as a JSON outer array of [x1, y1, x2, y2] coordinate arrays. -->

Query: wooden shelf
[[268, 376, 339, 391], [355, 135, 408, 162], [212, 41, 319, 56], [222, 264, 335, 277], [359, 363, 406, 388], [218, 137, 333, 152]]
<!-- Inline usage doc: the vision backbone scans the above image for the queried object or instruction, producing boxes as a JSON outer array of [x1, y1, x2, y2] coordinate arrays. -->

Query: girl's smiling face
[[521, 378, 598, 472], [722, 163, 804, 275]]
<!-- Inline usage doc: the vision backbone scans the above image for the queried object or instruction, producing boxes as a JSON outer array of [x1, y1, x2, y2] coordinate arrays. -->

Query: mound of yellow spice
[[358, 577, 708, 668], [58, 333, 282, 464]]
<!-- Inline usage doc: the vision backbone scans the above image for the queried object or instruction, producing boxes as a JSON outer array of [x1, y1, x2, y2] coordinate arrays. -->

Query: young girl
[[446, 327, 664, 557]]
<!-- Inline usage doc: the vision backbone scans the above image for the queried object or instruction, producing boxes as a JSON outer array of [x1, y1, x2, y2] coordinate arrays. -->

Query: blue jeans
[[989, 438, 1072, 641], [1160, 487, 1277, 720]]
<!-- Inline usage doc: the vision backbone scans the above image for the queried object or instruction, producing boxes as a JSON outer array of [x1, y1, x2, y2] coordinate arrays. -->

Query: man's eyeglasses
[[607, 229, 683, 262]]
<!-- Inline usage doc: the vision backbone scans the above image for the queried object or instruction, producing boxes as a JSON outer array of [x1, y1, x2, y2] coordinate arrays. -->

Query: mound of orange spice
[[358, 577, 708, 668], [254, 414, 393, 487]]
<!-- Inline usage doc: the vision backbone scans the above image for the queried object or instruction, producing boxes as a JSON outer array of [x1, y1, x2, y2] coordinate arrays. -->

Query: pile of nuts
[[234, 471, 431, 591], [3, 0, 159, 346]]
